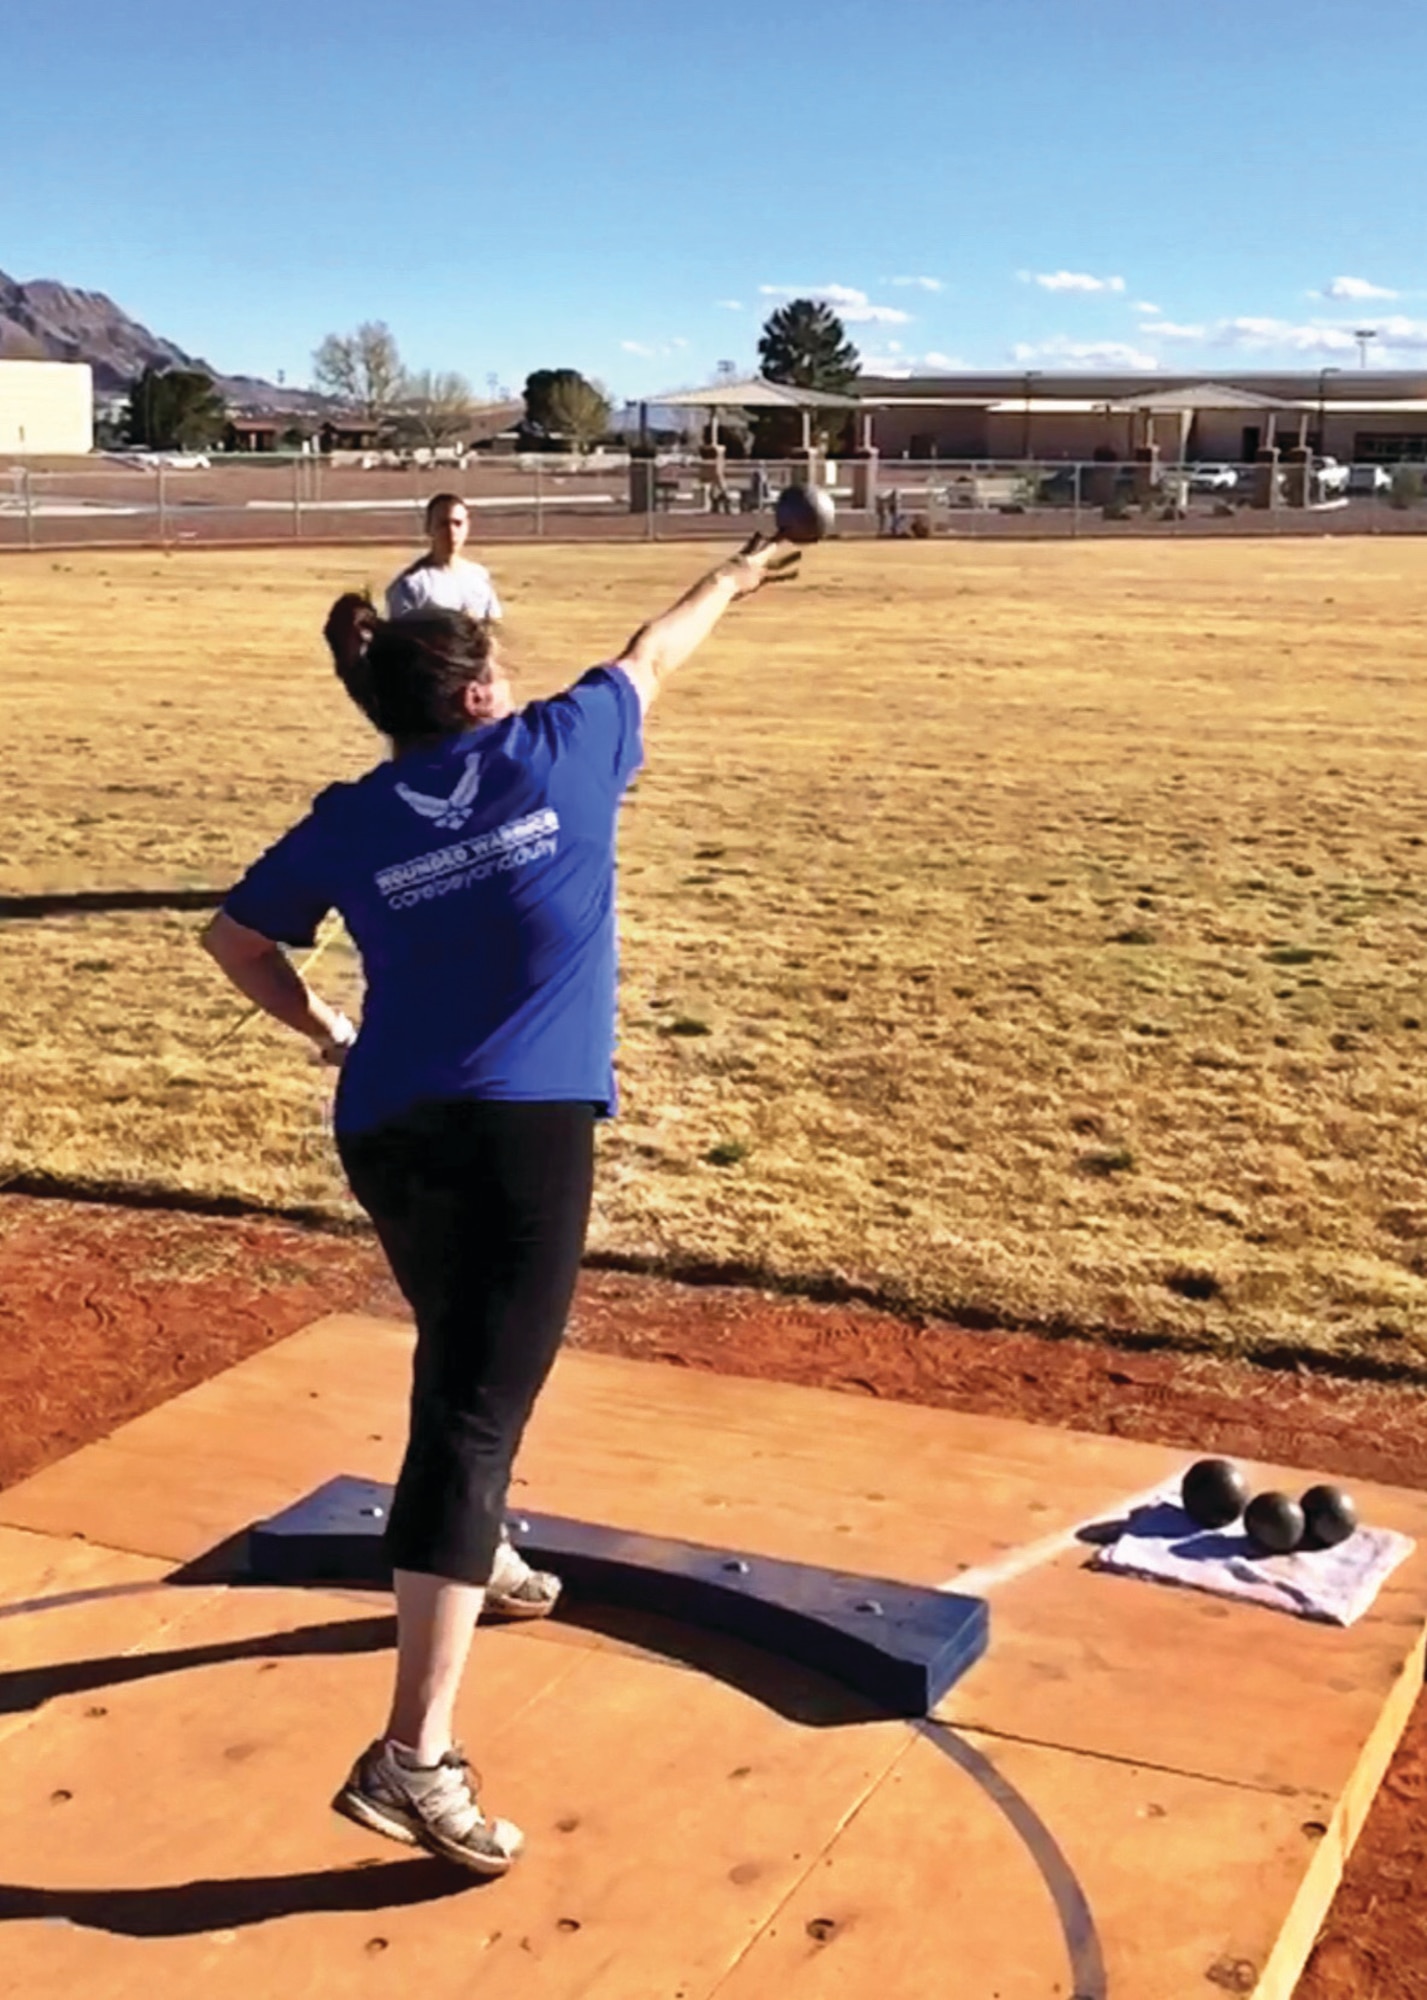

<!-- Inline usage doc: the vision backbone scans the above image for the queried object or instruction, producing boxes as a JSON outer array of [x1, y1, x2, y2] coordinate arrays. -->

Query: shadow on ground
[[0, 1856, 479, 1933]]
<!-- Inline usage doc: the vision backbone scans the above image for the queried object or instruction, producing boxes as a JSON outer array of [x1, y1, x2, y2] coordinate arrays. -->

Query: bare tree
[[312, 321, 405, 424], [397, 369, 477, 449], [544, 374, 612, 452]]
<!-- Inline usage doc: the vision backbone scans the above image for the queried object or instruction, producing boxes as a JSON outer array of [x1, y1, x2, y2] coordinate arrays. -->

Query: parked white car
[[1186, 463, 1239, 492], [116, 450, 212, 471], [1312, 455, 1350, 496]]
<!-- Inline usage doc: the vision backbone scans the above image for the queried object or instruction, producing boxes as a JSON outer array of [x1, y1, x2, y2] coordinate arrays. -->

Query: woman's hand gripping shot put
[[202, 534, 800, 1876]]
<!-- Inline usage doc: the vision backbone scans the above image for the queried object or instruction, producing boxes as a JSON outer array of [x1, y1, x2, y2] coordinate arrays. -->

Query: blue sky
[[3, 0, 1425, 398]]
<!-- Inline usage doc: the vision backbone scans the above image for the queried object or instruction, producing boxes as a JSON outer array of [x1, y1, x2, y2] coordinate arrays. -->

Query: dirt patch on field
[[0, 1190, 1421, 1998]]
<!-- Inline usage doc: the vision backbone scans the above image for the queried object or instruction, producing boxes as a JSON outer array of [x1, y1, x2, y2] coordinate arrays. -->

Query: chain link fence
[[4, 450, 1425, 550]]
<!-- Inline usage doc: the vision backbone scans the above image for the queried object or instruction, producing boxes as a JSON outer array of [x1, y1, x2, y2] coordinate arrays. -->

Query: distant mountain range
[[0, 269, 316, 408]]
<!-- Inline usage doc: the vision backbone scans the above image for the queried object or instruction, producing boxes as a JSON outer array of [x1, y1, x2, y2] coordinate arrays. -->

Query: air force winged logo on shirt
[[395, 752, 483, 832]]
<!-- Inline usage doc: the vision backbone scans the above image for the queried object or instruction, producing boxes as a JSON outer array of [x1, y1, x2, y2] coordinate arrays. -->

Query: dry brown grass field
[[2, 538, 1427, 1377]]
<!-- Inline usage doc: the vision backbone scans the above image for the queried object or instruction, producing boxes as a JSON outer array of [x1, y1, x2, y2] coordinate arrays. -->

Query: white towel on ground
[[1093, 1483, 1416, 1626]]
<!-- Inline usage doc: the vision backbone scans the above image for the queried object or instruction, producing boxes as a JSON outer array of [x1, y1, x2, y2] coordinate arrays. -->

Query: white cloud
[[715, 298, 743, 311], [1089, 311, 1427, 360], [1011, 336, 1160, 369], [619, 337, 691, 360], [1213, 314, 1425, 355], [889, 275, 944, 291], [1133, 300, 1162, 315], [760, 282, 864, 305], [1319, 275, 1398, 300], [1372, 314, 1427, 350], [758, 282, 913, 325], [859, 349, 967, 378], [1018, 269, 1127, 293], [1217, 316, 1359, 356]]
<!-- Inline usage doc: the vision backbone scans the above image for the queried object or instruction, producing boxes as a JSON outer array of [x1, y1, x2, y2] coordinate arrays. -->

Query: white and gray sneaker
[[484, 1528, 562, 1621], [333, 1740, 524, 1876]]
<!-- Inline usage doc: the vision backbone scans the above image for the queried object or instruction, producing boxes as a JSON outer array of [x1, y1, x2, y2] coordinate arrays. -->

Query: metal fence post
[[157, 464, 168, 546], [1072, 460, 1081, 537], [22, 468, 35, 548], [293, 455, 303, 538], [534, 461, 544, 539]]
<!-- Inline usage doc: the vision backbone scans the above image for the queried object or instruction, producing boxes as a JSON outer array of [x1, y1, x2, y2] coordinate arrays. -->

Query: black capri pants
[[338, 1099, 596, 1586]]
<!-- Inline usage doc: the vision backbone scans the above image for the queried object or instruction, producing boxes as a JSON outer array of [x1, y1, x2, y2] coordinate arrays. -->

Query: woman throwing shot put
[[202, 533, 798, 1875]]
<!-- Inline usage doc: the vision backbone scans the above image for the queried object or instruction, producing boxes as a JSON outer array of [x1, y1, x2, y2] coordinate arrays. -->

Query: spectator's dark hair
[[322, 593, 497, 748], [424, 490, 467, 530]]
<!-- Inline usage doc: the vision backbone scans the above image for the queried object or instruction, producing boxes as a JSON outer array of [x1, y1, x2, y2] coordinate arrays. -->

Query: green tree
[[757, 298, 861, 394], [124, 366, 227, 450], [396, 369, 477, 449], [523, 367, 601, 437], [312, 322, 405, 424], [544, 374, 611, 451]]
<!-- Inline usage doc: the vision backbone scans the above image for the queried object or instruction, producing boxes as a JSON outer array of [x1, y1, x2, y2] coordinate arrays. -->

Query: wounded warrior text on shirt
[[375, 809, 560, 908]]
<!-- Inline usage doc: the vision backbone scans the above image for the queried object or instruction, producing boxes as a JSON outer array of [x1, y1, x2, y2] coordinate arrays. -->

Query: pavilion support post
[[628, 419, 657, 512], [1132, 443, 1160, 506], [698, 439, 730, 513], [850, 445, 879, 512], [788, 407, 817, 487], [1088, 452, 1117, 509], [1251, 447, 1281, 510]]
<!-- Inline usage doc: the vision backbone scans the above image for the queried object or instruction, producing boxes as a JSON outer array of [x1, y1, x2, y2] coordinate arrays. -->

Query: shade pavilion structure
[[635, 375, 869, 450], [978, 381, 1299, 464], [1114, 382, 1296, 461]]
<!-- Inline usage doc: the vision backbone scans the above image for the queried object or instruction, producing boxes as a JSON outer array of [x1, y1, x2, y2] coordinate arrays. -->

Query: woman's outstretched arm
[[614, 534, 800, 715]]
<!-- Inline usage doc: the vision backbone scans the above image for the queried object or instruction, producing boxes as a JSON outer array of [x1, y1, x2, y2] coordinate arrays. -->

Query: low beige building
[[859, 371, 1427, 465], [0, 359, 94, 455]]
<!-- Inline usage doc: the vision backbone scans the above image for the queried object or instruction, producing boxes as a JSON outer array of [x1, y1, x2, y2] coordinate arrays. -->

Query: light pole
[[1021, 370, 1041, 462], [1317, 366, 1340, 453], [1354, 328, 1377, 370]]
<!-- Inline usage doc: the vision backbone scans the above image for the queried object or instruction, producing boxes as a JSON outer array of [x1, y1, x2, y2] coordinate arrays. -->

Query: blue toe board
[[246, 1474, 988, 1717]]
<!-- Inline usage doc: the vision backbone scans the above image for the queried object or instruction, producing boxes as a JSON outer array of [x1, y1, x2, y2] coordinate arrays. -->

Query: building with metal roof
[[858, 370, 1427, 464]]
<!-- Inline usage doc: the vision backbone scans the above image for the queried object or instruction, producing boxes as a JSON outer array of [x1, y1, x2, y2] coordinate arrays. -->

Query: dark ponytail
[[323, 592, 380, 713], [322, 596, 498, 748]]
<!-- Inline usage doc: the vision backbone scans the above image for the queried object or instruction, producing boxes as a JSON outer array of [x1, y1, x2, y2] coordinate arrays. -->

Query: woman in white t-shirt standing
[[385, 492, 502, 622]]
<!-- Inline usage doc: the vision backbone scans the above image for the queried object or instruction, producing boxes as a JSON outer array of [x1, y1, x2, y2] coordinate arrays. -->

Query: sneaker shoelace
[[420, 1749, 494, 1843]]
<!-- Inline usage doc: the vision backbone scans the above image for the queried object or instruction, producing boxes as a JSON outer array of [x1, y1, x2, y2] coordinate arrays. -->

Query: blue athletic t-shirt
[[222, 666, 643, 1135]]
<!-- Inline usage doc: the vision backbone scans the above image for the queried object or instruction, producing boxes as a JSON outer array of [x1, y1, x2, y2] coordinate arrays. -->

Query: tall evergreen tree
[[757, 299, 860, 394], [124, 366, 226, 450]]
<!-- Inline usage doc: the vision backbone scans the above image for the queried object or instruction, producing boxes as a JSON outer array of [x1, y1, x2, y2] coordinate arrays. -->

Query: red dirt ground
[[0, 1190, 1422, 1999]]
